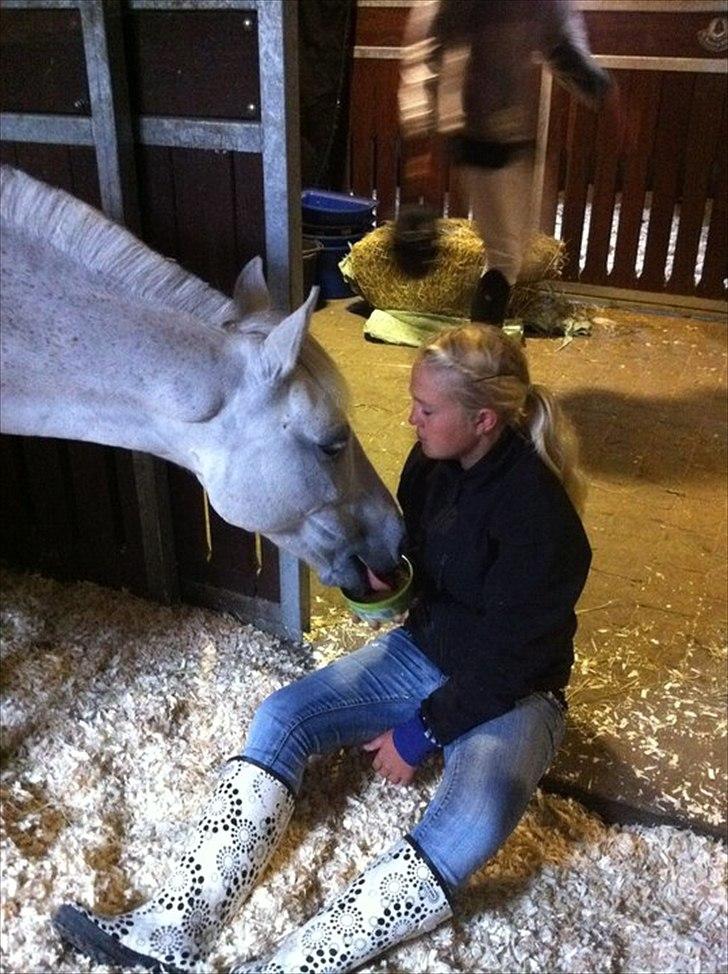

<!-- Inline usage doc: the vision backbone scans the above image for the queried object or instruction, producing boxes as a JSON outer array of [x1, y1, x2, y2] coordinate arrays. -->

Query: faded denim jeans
[[242, 626, 565, 891]]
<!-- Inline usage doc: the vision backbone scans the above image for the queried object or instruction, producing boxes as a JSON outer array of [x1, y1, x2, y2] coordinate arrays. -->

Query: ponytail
[[522, 384, 587, 514]]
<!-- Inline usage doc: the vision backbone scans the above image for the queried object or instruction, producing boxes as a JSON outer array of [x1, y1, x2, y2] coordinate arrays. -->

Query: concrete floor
[[308, 298, 727, 838]]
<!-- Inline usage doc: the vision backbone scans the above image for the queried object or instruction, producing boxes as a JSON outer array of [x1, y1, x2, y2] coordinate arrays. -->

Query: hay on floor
[[1, 567, 726, 974]]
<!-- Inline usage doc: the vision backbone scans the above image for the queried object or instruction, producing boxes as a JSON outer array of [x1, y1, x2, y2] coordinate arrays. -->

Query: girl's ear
[[475, 407, 500, 435]]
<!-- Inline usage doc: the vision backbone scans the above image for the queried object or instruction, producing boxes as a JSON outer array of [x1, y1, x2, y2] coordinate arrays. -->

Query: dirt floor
[[307, 298, 727, 839]]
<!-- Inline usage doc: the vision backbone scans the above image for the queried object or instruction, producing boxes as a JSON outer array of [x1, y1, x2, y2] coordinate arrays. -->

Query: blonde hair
[[415, 325, 587, 513]]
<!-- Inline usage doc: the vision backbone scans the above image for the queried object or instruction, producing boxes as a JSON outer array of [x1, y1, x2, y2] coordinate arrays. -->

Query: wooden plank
[[697, 88, 727, 298], [206, 510, 259, 597], [170, 147, 240, 294], [609, 71, 662, 287], [20, 438, 75, 556], [560, 100, 599, 280], [373, 60, 401, 219], [580, 75, 626, 282], [668, 73, 724, 294], [354, 4, 408, 48], [0, 6, 88, 114], [135, 144, 179, 259], [0, 437, 32, 560], [0, 142, 19, 166], [257, 536, 281, 602], [123, 8, 260, 119], [65, 442, 119, 544], [232, 151, 266, 275], [639, 73, 694, 291], [349, 58, 377, 200], [167, 465, 211, 583], [583, 9, 728, 59], [110, 447, 148, 596]]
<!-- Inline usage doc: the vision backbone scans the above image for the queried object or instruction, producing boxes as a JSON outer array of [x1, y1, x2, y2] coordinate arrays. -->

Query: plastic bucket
[[301, 189, 376, 228]]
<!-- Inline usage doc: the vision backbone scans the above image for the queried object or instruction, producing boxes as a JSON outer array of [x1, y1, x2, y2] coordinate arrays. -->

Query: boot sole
[[53, 905, 180, 973]]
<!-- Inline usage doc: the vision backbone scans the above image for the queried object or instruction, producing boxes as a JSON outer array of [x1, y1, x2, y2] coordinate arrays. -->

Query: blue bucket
[[302, 189, 376, 228], [316, 232, 364, 298]]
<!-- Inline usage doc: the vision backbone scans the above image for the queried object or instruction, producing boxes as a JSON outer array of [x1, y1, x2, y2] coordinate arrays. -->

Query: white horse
[[0, 165, 403, 595]]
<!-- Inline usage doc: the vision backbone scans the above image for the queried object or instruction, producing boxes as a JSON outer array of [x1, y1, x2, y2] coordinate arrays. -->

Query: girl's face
[[408, 362, 498, 469]]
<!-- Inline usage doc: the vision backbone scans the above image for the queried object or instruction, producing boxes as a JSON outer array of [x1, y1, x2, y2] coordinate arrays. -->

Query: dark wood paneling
[[584, 10, 728, 59], [579, 85, 622, 282], [123, 9, 260, 120], [668, 73, 725, 294], [167, 467, 261, 600], [639, 73, 694, 292], [697, 92, 727, 297], [608, 72, 662, 287], [560, 102, 599, 280], [354, 4, 407, 47], [0, 7, 88, 115], [135, 146, 266, 295]]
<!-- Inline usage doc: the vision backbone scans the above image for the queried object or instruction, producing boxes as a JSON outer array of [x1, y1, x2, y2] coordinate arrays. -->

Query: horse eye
[[318, 439, 347, 458]]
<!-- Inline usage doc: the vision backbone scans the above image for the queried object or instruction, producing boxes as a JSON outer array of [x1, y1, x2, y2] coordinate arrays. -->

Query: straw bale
[[342, 219, 565, 317]]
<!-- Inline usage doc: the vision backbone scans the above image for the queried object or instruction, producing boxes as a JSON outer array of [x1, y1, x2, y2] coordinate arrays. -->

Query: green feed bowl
[[341, 556, 414, 624]]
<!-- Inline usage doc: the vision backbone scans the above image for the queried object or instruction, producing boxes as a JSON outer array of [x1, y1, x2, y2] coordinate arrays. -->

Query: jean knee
[[246, 684, 304, 754]]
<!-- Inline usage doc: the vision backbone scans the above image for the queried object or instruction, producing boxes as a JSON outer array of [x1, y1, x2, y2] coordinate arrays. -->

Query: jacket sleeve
[[398, 0, 442, 138], [420, 507, 591, 744], [539, 0, 613, 109]]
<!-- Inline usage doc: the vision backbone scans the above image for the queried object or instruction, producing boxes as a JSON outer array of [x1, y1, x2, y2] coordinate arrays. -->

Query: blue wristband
[[392, 713, 440, 767]]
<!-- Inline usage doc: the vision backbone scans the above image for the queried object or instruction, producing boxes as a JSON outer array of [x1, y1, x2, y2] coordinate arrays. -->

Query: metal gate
[[0, 0, 309, 638]]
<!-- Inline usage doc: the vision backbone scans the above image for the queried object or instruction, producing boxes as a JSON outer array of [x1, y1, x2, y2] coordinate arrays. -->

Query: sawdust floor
[[307, 299, 727, 839]]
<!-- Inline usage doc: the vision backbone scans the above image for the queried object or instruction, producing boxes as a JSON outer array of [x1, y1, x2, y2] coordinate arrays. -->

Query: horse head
[[192, 258, 404, 596]]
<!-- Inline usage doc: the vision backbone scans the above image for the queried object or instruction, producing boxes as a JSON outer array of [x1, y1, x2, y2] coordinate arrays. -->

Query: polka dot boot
[[232, 837, 452, 974], [53, 758, 295, 973]]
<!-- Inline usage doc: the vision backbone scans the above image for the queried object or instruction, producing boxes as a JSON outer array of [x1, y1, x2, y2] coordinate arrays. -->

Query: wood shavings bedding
[[1, 568, 726, 973]]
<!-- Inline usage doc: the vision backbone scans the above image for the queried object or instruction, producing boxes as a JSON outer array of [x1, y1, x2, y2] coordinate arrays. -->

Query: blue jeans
[[242, 627, 565, 892]]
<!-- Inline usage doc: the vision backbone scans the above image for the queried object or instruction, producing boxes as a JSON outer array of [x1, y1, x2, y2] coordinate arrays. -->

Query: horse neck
[[2, 244, 242, 473]]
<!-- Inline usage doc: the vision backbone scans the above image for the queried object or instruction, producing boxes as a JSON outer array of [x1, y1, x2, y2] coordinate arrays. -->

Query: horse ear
[[260, 287, 319, 381], [233, 256, 271, 317]]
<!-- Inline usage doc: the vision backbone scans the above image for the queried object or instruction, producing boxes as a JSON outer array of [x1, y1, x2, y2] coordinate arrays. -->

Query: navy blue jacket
[[397, 427, 592, 745]]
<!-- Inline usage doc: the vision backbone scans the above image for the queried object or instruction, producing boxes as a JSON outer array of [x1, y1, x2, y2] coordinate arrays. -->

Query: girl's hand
[[362, 730, 416, 786]]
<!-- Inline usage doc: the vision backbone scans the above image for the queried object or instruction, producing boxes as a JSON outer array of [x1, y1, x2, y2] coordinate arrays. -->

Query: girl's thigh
[[410, 692, 566, 891], [243, 627, 445, 792]]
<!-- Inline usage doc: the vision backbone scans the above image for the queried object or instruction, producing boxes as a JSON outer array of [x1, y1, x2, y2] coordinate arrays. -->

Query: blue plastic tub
[[302, 189, 376, 228], [316, 232, 365, 299]]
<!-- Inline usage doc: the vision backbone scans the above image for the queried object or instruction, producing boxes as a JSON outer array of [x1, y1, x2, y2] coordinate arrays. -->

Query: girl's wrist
[[392, 712, 440, 766]]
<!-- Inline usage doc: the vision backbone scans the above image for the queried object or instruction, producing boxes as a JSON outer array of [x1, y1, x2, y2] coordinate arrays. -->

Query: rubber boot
[[53, 758, 295, 973], [470, 268, 512, 326], [233, 837, 452, 974]]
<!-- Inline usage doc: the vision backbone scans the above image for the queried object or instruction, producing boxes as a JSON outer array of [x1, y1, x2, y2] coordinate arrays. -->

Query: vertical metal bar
[[257, 0, 309, 638], [80, 0, 179, 604], [258, 0, 303, 309]]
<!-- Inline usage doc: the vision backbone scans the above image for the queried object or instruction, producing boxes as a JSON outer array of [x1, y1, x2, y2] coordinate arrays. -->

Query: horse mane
[[0, 164, 236, 326], [1, 165, 350, 408]]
